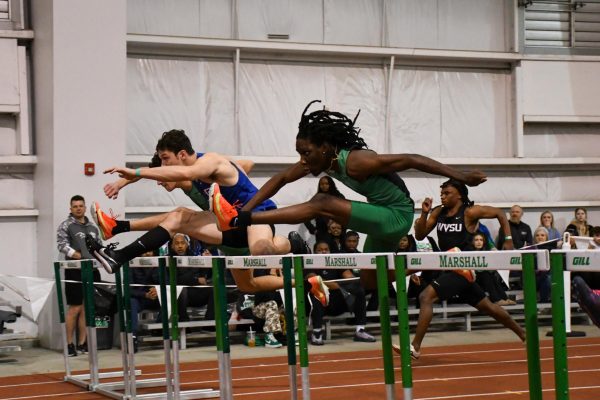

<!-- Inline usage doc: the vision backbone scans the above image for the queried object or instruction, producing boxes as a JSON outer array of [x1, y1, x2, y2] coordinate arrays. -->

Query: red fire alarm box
[[84, 163, 95, 176]]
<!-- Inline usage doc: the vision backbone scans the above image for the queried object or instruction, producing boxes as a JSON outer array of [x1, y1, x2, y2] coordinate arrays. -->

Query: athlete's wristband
[[135, 168, 141, 177], [504, 235, 513, 240]]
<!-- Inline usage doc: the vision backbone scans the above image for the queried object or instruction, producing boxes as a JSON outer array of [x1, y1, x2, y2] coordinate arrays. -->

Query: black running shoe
[[288, 231, 311, 255], [67, 343, 77, 357], [85, 234, 121, 274], [76, 342, 88, 354]]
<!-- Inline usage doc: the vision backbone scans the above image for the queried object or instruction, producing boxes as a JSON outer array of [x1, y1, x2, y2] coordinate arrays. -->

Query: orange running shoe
[[91, 202, 117, 240], [446, 247, 475, 283], [209, 183, 238, 231], [308, 275, 330, 307]]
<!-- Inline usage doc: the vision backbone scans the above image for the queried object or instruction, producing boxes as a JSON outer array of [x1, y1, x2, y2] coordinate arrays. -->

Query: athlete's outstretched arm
[[104, 153, 230, 184], [466, 205, 514, 250], [346, 150, 487, 187], [104, 177, 141, 199], [241, 162, 308, 212]]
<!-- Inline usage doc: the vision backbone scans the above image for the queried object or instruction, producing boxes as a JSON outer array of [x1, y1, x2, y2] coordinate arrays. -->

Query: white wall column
[[31, 0, 126, 348]]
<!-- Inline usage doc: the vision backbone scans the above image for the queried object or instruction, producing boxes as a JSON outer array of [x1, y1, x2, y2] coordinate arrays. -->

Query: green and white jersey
[[328, 149, 413, 210], [184, 185, 209, 210]]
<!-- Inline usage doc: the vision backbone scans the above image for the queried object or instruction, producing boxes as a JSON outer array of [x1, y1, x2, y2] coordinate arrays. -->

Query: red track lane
[[0, 338, 599, 399]]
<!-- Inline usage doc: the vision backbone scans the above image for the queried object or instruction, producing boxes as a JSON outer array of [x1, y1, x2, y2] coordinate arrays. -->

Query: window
[[523, 0, 600, 50]]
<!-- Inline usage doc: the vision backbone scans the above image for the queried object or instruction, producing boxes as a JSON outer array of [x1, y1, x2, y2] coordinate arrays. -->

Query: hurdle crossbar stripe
[[175, 255, 218, 268], [225, 254, 285, 269], [128, 256, 169, 268], [295, 253, 384, 270], [56, 259, 103, 270], [555, 249, 600, 272], [401, 249, 549, 271]]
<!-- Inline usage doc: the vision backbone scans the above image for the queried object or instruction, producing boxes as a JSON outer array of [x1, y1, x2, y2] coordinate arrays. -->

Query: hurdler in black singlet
[[435, 205, 474, 251]]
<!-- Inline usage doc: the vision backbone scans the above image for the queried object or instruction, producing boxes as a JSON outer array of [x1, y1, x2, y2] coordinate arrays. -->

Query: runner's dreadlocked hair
[[296, 100, 368, 150], [441, 179, 474, 207]]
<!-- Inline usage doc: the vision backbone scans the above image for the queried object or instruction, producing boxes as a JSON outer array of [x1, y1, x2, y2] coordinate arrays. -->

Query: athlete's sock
[[231, 211, 252, 228], [116, 226, 171, 261], [112, 220, 130, 236]]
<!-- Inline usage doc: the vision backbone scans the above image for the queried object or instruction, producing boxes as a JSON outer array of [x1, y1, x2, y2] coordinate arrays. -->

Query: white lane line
[[1, 392, 94, 400], [415, 385, 600, 400], [230, 383, 600, 398], [1, 342, 599, 389]]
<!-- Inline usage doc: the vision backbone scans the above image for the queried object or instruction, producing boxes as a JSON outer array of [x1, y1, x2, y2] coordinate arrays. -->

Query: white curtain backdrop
[[389, 68, 511, 157], [127, 57, 234, 155]]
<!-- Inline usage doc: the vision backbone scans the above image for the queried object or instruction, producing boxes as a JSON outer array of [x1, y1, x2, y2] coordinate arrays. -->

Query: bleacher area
[[134, 292, 592, 349], [322, 300, 591, 341]]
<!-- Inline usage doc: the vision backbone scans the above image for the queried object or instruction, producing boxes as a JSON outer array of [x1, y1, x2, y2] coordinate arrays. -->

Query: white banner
[[402, 250, 549, 272]]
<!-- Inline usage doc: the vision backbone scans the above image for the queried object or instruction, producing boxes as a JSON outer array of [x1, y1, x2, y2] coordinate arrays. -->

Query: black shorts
[[430, 272, 486, 307], [221, 224, 276, 248], [64, 268, 101, 306]]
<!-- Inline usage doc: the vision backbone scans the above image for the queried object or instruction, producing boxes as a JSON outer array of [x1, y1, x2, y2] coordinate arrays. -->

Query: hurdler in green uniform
[[213, 99, 486, 257]]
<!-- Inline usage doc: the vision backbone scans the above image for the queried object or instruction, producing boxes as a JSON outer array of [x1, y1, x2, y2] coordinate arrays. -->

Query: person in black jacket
[[129, 250, 161, 352], [169, 234, 214, 322]]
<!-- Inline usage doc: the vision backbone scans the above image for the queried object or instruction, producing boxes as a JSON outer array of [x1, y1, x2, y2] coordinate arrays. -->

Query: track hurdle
[[119, 256, 220, 400], [221, 255, 297, 399], [53, 259, 137, 392], [292, 253, 395, 400], [176, 255, 229, 400], [394, 249, 549, 400], [549, 249, 600, 400]]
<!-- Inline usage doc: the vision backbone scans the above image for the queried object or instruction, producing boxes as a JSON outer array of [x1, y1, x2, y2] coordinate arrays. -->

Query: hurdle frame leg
[[283, 256, 299, 400], [522, 253, 543, 400], [213, 257, 231, 400], [293, 256, 311, 400], [53, 263, 74, 381], [393, 255, 413, 400], [550, 253, 570, 400], [376, 255, 396, 400]]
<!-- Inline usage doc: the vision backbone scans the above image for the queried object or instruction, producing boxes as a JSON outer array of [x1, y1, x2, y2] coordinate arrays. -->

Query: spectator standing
[[56, 195, 102, 357]]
